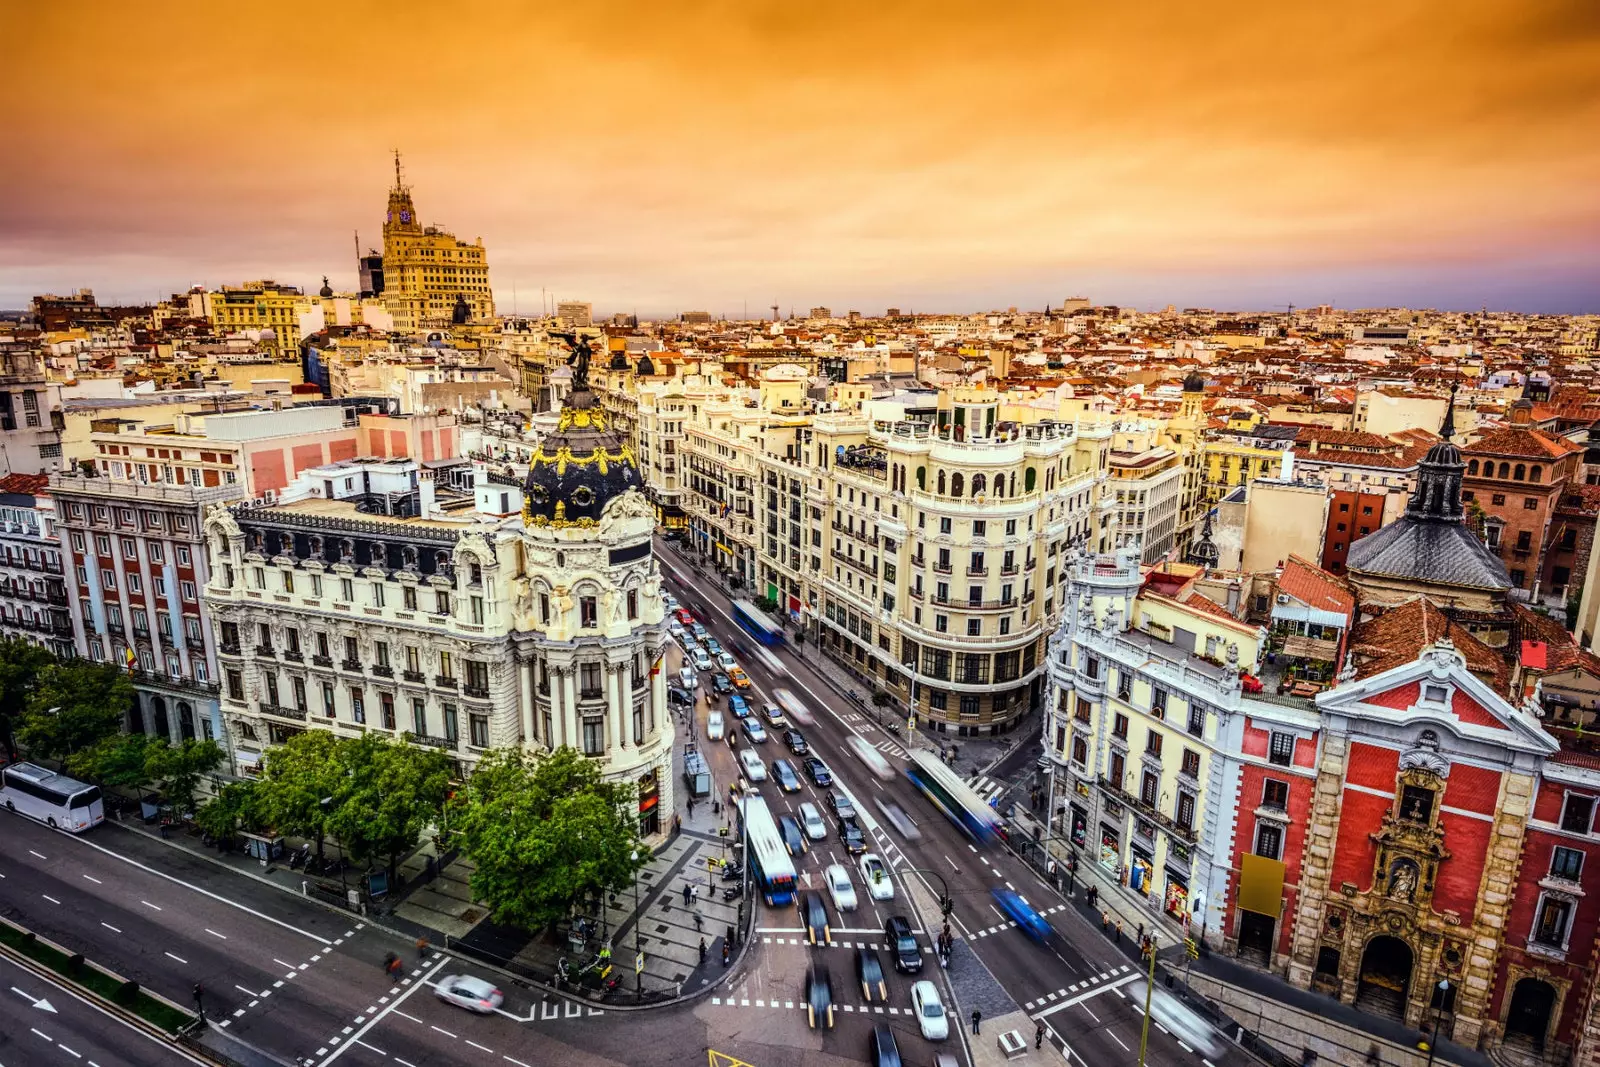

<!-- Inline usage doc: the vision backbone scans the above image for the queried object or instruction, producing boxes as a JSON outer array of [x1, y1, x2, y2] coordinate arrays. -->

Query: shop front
[[1070, 804, 1088, 849], [1164, 868, 1190, 925], [638, 770, 660, 836], [1099, 826, 1120, 871], [1129, 846, 1154, 896]]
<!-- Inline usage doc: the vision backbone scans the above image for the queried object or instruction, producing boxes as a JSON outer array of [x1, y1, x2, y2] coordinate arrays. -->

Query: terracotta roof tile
[[1466, 427, 1583, 460], [1350, 597, 1508, 690], [0, 473, 48, 496], [1277, 555, 1356, 617]]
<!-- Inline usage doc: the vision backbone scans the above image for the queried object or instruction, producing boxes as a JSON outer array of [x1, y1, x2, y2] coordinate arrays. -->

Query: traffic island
[[0, 915, 196, 1033]]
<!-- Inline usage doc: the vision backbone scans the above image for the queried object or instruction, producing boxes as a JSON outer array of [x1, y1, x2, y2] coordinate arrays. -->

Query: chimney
[[418, 466, 438, 519]]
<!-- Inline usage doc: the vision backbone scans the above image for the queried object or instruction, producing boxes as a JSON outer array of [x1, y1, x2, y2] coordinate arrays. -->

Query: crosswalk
[[966, 774, 1006, 802]]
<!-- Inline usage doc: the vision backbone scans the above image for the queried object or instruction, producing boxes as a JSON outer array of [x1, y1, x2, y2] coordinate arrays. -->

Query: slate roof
[[1346, 517, 1512, 592]]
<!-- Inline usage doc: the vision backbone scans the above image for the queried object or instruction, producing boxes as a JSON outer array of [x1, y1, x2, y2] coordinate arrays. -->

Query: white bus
[[1, 762, 105, 832]]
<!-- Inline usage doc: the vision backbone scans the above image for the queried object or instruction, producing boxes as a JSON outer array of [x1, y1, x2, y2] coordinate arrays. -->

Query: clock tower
[[384, 151, 421, 238], [378, 152, 495, 332]]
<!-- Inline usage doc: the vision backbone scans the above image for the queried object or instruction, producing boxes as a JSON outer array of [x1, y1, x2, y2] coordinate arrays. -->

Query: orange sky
[[3, 1, 1598, 313]]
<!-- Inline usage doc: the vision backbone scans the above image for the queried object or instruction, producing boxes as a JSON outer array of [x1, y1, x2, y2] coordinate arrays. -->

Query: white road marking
[[140, 900, 161, 911], [467, 1040, 494, 1053], [28, 850, 47, 860], [1108, 1031, 1130, 1051], [205, 928, 227, 940], [235, 985, 262, 998], [82, 875, 101, 884], [274, 959, 297, 969], [355, 1040, 387, 1056], [100, 922, 120, 933], [165, 952, 188, 964], [316, 958, 448, 1067], [41, 895, 60, 904]]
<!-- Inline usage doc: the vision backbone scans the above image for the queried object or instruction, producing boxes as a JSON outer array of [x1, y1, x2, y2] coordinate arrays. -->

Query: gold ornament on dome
[[556, 407, 607, 433]]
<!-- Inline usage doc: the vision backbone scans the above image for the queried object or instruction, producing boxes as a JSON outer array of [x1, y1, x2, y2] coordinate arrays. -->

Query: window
[[344, 635, 359, 664], [1150, 687, 1166, 717], [960, 694, 980, 717], [580, 596, 597, 628], [322, 683, 336, 717], [1262, 779, 1289, 810], [470, 713, 489, 748], [1146, 730, 1163, 757], [226, 670, 244, 701], [938, 517, 952, 535], [1181, 749, 1201, 778], [149, 542, 163, 563], [966, 618, 981, 636], [470, 595, 484, 624], [381, 694, 395, 730], [1176, 792, 1196, 831], [627, 589, 638, 620], [1492, 493, 1506, 506], [1109, 751, 1125, 786], [1561, 794, 1594, 834], [1071, 736, 1088, 767], [403, 585, 417, 611], [1524, 498, 1538, 510], [95, 534, 111, 555], [411, 698, 427, 736], [122, 540, 137, 560], [1113, 713, 1128, 739], [127, 574, 142, 594], [1255, 823, 1283, 860], [1534, 896, 1572, 948], [1187, 705, 1205, 738], [370, 582, 385, 608], [176, 546, 190, 566], [1117, 671, 1132, 700], [1268, 731, 1295, 766], [101, 568, 116, 590], [341, 578, 355, 602], [349, 689, 365, 724], [582, 718, 604, 756], [443, 704, 458, 742], [375, 642, 391, 668], [1075, 698, 1092, 723], [180, 580, 196, 600], [1140, 771, 1159, 806], [1551, 846, 1584, 881]]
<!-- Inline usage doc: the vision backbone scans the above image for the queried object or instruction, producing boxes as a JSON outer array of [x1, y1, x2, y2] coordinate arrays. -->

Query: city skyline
[[3, 1, 1598, 314]]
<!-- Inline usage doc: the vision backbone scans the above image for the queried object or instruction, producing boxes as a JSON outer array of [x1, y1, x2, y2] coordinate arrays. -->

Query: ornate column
[[549, 664, 566, 747], [650, 642, 668, 741], [606, 661, 624, 756], [562, 666, 578, 749], [1287, 733, 1349, 989], [517, 653, 535, 747]]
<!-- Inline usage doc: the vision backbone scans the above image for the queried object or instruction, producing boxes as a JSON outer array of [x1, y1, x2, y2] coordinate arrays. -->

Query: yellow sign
[[1238, 853, 1286, 918], [708, 1052, 757, 1067]]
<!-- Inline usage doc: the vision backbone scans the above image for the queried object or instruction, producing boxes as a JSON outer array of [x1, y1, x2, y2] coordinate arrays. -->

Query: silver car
[[800, 802, 827, 840], [434, 974, 504, 1014]]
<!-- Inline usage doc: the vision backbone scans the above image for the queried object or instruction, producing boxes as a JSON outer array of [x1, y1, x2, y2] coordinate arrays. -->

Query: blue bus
[[731, 599, 784, 647], [905, 750, 1004, 843], [742, 796, 798, 905]]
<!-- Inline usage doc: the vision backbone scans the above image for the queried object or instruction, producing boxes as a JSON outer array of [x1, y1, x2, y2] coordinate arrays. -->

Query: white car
[[846, 735, 894, 780], [739, 748, 768, 782], [716, 651, 737, 672], [1125, 981, 1224, 1057], [824, 863, 858, 912], [678, 666, 698, 689], [799, 802, 827, 840], [693, 650, 714, 672], [910, 980, 948, 1040], [435, 974, 504, 1014], [707, 710, 725, 740], [668, 621, 685, 640], [859, 854, 894, 901]]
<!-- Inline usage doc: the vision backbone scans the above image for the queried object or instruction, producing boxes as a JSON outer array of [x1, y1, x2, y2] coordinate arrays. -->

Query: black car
[[782, 729, 809, 755], [829, 792, 857, 823], [884, 915, 922, 974], [804, 757, 833, 787], [667, 686, 694, 707], [777, 813, 807, 857], [801, 891, 831, 945], [869, 1023, 903, 1067], [710, 673, 734, 695], [856, 946, 887, 1001], [839, 821, 866, 854], [805, 965, 834, 1030]]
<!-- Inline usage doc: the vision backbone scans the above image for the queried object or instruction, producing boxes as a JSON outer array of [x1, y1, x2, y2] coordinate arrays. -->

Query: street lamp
[[1423, 978, 1450, 1067], [630, 848, 642, 999]]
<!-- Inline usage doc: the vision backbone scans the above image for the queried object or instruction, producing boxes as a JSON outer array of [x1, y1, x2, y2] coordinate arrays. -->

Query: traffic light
[[1185, 938, 1200, 960], [940, 896, 954, 918]]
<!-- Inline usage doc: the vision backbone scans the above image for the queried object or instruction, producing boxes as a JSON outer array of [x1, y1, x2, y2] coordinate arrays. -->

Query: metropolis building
[[203, 381, 673, 833]]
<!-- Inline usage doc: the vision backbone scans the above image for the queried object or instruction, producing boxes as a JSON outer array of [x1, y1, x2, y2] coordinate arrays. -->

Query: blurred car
[[825, 863, 858, 912], [910, 981, 948, 1040], [690, 622, 708, 640], [710, 673, 734, 696], [677, 666, 698, 690], [859, 854, 893, 901], [847, 735, 894, 780], [855, 946, 887, 1001], [1125, 980, 1225, 1058], [991, 888, 1053, 942], [716, 651, 737, 672], [706, 710, 725, 739], [782, 729, 808, 755], [674, 608, 695, 626], [704, 637, 723, 657], [738, 749, 768, 781], [874, 798, 922, 841], [742, 717, 768, 743], [800, 891, 830, 944], [778, 813, 808, 857], [434, 974, 504, 1014], [667, 621, 685, 640], [803, 757, 832, 787], [829, 793, 857, 823], [771, 758, 801, 792], [662, 593, 678, 609], [727, 667, 751, 690], [773, 687, 814, 725], [799, 802, 827, 840], [692, 649, 714, 672], [805, 965, 834, 1029], [839, 821, 866, 854], [884, 915, 922, 974], [667, 685, 694, 707], [728, 694, 751, 718], [761, 702, 787, 727], [868, 1023, 903, 1067]]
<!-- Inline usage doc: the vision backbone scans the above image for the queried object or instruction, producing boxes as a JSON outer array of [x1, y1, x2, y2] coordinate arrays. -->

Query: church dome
[[319, 275, 334, 298], [1182, 370, 1206, 393], [523, 396, 642, 525]]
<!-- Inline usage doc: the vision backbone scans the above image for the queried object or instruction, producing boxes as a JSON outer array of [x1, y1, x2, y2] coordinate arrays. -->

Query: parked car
[[667, 686, 694, 707], [771, 758, 801, 792], [991, 888, 1053, 942], [710, 673, 734, 696], [859, 854, 894, 901], [800, 891, 830, 944], [874, 798, 921, 841], [910, 981, 949, 1041], [805, 965, 834, 1029], [825, 863, 858, 912], [678, 666, 697, 690], [728, 694, 751, 718], [434, 974, 504, 1014], [868, 1023, 903, 1067], [692, 649, 714, 671], [884, 916, 922, 973], [738, 748, 768, 782], [761, 702, 787, 727], [856, 946, 887, 1001], [706, 710, 725, 740], [741, 717, 768, 744], [778, 813, 808, 857], [727, 667, 751, 689], [799, 802, 827, 841], [839, 821, 866, 854], [803, 757, 832, 787], [782, 729, 808, 755]]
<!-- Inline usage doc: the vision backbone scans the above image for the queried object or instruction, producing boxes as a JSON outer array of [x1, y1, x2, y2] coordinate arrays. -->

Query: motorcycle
[[722, 883, 743, 902]]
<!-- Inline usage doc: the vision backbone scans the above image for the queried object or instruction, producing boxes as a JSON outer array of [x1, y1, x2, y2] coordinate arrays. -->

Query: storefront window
[[1070, 806, 1087, 848], [1099, 827, 1120, 871], [1129, 849, 1154, 895], [1164, 873, 1189, 922]]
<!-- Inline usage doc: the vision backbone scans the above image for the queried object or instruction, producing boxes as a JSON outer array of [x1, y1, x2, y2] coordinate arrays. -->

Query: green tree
[[65, 733, 170, 792], [254, 730, 346, 861], [325, 733, 451, 880], [17, 661, 134, 761], [147, 738, 225, 816], [193, 780, 262, 845], [0, 638, 55, 761], [454, 746, 644, 931]]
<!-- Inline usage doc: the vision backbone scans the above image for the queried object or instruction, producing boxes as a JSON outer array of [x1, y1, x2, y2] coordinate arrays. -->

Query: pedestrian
[[415, 935, 430, 960], [699, 937, 707, 964], [1101, 912, 1110, 934], [712, 799, 721, 817], [688, 797, 695, 816], [1036, 1021, 1047, 1049], [674, 812, 683, 835], [695, 911, 704, 931], [722, 942, 731, 966], [1137, 921, 1144, 943], [971, 1008, 982, 1035], [683, 883, 692, 905], [1115, 919, 1123, 944]]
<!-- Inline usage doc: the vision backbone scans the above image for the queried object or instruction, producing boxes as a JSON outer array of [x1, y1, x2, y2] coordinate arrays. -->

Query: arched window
[[937, 470, 946, 495], [971, 474, 986, 497], [1530, 466, 1542, 483], [1499, 462, 1511, 479], [1467, 460, 1478, 476], [993, 477, 1004, 500], [1514, 464, 1526, 481], [951, 473, 964, 497], [916, 467, 926, 491]]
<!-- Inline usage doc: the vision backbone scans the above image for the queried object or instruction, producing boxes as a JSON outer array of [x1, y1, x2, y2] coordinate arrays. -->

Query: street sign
[[1185, 938, 1200, 959], [635, 952, 645, 974]]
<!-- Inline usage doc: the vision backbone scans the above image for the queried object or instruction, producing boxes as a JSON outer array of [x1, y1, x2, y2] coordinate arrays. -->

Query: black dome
[[523, 394, 642, 525], [1183, 370, 1206, 392]]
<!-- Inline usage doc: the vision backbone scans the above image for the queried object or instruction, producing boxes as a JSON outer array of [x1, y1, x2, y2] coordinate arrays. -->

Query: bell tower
[[384, 151, 421, 237]]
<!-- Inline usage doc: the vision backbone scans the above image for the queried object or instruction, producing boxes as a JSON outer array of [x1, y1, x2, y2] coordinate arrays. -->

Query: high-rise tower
[[381, 153, 495, 332]]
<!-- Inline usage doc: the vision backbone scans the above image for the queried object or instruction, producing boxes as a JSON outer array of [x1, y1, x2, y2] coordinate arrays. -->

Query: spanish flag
[[650, 652, 665, 678], [124, 646, 137, 674]]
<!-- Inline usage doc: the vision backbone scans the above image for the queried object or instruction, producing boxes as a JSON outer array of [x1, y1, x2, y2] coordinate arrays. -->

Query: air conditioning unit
[[1276, 594, 1291, 604]]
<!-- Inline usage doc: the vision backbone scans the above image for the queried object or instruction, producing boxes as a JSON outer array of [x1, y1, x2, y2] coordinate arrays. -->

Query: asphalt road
[[658, 542, 1249, 1067]]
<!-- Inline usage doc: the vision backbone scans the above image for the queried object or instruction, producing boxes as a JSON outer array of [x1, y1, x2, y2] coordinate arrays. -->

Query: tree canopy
[[16, 660, 134, 761], [253, 729, 347, 858], [453, 746, 644, 931], [0, 638, 54, 760], [324, 733, 452, 879], [193, 780, 263, 844]]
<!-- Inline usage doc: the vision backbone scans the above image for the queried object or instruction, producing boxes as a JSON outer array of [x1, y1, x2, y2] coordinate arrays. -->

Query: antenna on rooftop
[[771, 302, 779, 322]]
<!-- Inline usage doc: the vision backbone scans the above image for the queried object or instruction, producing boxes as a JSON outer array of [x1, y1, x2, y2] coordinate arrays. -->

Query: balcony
[[403, 669, 426, 683], [312, 654, 333, 667], [187, 634, 206, 652], [412, 734, 457, 751], [282, 648, 303, 662], [435, 675, 458, 689], [260, 703, 308, 722], [1097, 775, 1196, 844], [371, 663, 393, 677], [831, 551, 876, 577], [341, 659, 363, 673], [966, 567, 988, 578], [1000, 565, 1019, 577], [463, 684, 490, 699], [254, 644, 274, 657], [579, 687, 605, 701], [933, 561, 952, 575], [219, 642, 242, 657]]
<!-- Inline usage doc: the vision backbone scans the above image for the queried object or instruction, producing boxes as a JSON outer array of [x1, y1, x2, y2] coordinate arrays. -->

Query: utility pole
[[1137, 935, 1158, 1067]]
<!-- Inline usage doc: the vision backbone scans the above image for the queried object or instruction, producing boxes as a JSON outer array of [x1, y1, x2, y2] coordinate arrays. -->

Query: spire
[[393, 149, 404, 191], [1439, 378, 1458, 441]]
